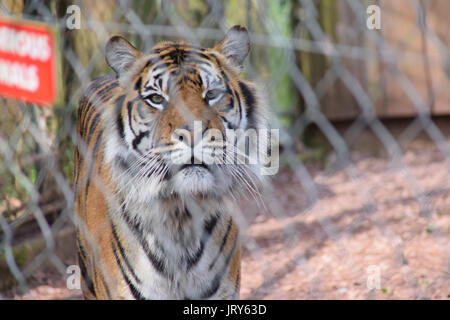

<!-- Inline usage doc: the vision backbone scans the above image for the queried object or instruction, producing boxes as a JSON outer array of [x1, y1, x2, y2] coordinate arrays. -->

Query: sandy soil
[[3, 141, 450, 300]]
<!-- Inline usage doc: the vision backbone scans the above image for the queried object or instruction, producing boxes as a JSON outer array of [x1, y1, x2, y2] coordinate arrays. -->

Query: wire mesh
[[0, 0, 449, 299]]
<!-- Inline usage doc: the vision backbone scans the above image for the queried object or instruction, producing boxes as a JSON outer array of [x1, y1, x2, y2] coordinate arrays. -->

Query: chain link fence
[[0, 0, 449, 299]]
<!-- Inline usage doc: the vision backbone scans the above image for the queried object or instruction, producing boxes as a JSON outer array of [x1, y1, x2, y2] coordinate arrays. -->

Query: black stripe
[[77, 250, 96, 297], [144, 56, 165, 70], [209, 217, 233, 270], [110, 221, 142, 284], [121, 209, 171, 279], [112, 244, 145, 300], [238, 81, 256, 128], [89, 74, 115, 89], [186, 50, 212, 61], [84, 131, 102, 204], [143, 59, 153, 70], [134, 76, 142, 91], [184, 58, 211, 66], [219, 116, 236, 130], [127, 101, 138, 136], [221, 101, 234, 113], [152, 62, 171, 72], [144, 242, 168, 276], [77, 96, 87, 130], [169, 68, 182, 77], [82, 80, 119, 131], [98, 269, 112, 299], [153, 72, 164, 81], [171, 44, 204, 51], [204, 214, 219, 234], [232, 269, 240, 299], [111, 235, 145, 300], [86, 110, 102, 146], [132, 130, 149, 150], [186, 241, 204, 271], [91, 255, 112, 300], [115, 95, 126, 140], [189, 45, 207, 51], [158, 78, 163, 90], [186, 213, 220, 270], [172, 47, 210, 65], [233, 89, 243, 124], [209, 54, 230, 83], [181, 75, 203, 88], [80, 103, 96, 140], [159, 47, 209, 61], [200, 233, 238, 299], [84, 78, 118, 106], [161, 48, 185, 64], [85, 76, 107, 93], [162, 169, 172, 181], [95, 81, 119, 100]]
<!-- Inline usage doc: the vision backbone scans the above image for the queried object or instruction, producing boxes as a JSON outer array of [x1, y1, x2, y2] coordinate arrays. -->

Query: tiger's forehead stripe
[[143, 44, 222, 74], [139, 45, 230, 97]]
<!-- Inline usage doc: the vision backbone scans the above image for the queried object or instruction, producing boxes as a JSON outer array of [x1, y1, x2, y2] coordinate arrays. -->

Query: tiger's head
[[103, 26, 270, 202]]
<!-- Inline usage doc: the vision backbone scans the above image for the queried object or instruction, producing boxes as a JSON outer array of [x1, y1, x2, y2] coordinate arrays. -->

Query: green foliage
[[62, 139, 75, 185], [297, 123, 333, 166], [174, 0, 209, 27], [0, 239, 46, 291], [225, 0, 246, 26]]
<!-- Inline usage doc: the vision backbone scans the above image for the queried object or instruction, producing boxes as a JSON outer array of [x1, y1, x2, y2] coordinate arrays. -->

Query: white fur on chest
[[111, 196, 236, 299]]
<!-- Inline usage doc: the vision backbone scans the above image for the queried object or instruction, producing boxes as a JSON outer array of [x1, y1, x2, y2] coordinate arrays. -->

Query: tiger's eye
[[205, 89, 222, 101], [149, 94, 164, 104]]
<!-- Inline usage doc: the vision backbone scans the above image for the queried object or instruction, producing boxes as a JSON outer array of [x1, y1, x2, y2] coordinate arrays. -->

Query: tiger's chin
[[171, 164, 217, 196]]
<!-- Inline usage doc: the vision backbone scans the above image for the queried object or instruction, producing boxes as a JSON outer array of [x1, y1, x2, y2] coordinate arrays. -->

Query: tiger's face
[[104, 26, 268, 200]]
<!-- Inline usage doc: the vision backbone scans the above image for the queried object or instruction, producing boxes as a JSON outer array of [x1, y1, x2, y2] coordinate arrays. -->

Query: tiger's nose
[[172, 122, 207, 147], [172, 129, 192, 145]]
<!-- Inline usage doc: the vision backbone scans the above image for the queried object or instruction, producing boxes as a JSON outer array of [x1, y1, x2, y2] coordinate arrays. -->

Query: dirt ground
[[3, 140, 450, 300]]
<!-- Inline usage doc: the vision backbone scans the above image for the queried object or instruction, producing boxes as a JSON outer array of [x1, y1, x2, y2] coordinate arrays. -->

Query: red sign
[[0, 17, 58, 106]]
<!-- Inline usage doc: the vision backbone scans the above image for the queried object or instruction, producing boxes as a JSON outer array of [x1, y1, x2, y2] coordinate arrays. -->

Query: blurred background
[[0, 0, 449, 299]]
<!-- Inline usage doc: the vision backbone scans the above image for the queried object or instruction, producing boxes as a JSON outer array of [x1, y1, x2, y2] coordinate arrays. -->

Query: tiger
[[73, 25, 269, 300]]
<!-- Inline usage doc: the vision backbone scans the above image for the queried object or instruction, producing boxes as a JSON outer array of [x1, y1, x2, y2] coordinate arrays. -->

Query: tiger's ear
[[105, 35, 142, 75], [214, 25, 250, 68]]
